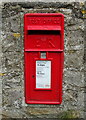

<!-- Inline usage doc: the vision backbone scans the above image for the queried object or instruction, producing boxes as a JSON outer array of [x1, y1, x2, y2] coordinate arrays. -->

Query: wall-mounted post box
[[24, 13, 64, 104]]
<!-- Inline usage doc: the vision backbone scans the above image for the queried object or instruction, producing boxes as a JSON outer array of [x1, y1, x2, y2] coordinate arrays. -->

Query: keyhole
[[32, 75, 35, 78]]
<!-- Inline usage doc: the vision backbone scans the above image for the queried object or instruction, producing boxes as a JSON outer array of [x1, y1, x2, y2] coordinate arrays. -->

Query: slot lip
[[27, 25, 61, 31]]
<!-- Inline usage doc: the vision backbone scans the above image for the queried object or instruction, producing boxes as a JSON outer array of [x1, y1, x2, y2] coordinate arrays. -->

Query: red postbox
[[24, 13, 64, 104]]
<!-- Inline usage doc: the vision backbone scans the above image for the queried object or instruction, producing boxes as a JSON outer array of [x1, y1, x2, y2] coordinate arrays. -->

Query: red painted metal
[[27, 25, 61, 30], [24, 13, 64, 104]]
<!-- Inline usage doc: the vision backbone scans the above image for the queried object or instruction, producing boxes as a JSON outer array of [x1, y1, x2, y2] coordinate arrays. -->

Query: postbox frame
[[24, 13, 64, 104]]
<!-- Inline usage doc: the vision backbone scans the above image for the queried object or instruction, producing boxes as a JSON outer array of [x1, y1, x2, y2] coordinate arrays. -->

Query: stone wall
[[1, 1, 85, 119]]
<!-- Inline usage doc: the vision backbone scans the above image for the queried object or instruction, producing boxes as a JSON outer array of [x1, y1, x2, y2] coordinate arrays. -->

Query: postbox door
[[25, 51, 63, 104]]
